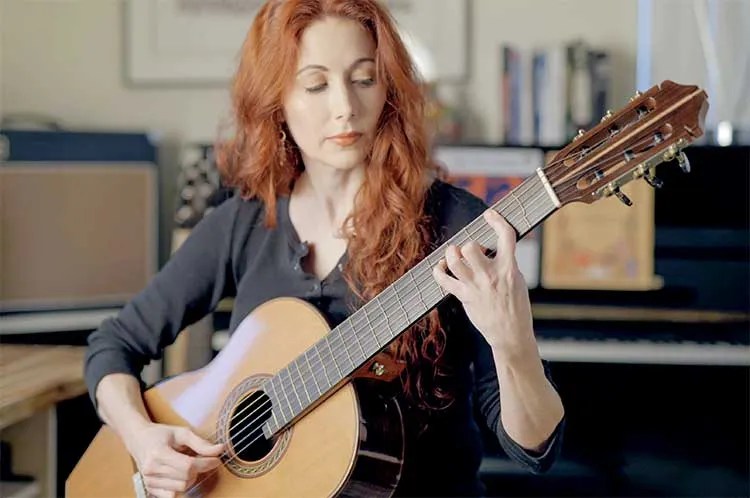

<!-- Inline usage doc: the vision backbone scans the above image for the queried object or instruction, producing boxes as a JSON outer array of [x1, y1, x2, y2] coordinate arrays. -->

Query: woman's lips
[[329, 132, 362, 146]]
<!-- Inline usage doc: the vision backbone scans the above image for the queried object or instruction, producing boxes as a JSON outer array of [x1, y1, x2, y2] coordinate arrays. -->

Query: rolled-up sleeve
[[432, 180, 565, 474], [471, 314, 565, 474], [84, 197, 239, 410]]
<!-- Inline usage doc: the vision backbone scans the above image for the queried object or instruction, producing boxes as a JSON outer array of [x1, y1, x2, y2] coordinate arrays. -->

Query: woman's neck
[[292, 165, 364, 233]]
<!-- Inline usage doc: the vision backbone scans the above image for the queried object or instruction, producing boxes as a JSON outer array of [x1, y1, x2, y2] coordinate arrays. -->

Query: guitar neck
[[264, 171, 560, 434]]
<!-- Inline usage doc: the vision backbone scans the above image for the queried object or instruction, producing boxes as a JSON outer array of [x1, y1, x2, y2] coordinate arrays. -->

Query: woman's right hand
[[125, 422, 225, 498]]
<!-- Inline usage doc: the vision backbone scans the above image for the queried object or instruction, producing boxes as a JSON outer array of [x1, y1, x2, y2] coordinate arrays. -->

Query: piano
[[532, 303, 749, 366], [530, 144, 750, 367]]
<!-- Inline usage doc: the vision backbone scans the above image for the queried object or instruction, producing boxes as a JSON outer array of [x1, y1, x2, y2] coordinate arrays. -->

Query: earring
[[279, 127, 299, 171]]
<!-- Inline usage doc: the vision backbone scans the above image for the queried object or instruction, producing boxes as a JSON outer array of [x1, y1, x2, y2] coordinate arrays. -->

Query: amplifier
[[0, 130, 159, 312]]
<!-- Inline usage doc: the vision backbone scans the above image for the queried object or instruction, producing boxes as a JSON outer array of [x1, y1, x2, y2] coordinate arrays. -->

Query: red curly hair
[[217, 0, 452, 410]]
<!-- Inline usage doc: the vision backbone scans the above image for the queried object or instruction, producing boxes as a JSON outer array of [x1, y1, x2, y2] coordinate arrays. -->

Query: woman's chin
[[323, 152, 368, 171]]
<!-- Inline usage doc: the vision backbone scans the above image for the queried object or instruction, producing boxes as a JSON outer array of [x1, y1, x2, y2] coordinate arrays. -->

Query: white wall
[[1, 0, 638, 144], [1, 0, 230, 143]]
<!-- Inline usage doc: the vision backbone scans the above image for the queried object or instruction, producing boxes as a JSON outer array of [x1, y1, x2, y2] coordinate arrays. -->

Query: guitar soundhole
[[228, 390, 274, 462]]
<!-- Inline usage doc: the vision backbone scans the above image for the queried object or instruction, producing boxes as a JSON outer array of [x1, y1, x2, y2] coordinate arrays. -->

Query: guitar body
[[67, 298, 405, 497]]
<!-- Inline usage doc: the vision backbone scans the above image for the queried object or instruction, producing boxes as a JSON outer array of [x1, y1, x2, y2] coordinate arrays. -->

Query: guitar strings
[[544, 108, 656, 178], [212, 127, 663, 451], [191, 176, 576, 489], [189, 173, 546, 433], [185, 129, 665, 494], [199, 122, 658, 451], [547, 117, 664, 186], [192, 184, 552, 455], [551, 134, 663, 196], [178, 184, 542, 475], [226, 130, 663, 442], [544, 120, 633, 175], [193, 128, 663, 479], [188, 131, 663, 493], [184, 179, 551, 493]]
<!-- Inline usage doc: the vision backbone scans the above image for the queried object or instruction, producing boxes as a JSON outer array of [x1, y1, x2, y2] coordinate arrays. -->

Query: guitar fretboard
[[265, 171, 559, 434]]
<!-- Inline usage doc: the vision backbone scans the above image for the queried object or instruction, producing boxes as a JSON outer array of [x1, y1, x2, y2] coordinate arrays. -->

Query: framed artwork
[[540, 151, 661, 290], [125, 0, 468, 86]]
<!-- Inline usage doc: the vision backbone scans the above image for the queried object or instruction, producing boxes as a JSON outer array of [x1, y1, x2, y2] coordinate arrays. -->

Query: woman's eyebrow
[[296, 57, 375, 75]]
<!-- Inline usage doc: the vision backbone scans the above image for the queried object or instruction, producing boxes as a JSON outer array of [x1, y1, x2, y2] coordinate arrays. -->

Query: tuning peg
[[613, 187, 633, 206], [629, 90, 642, 102], [677, 152, 691, 173], [600, 110, 613, 122], [644, 172, 663, 188], [573, 129, 585, 141]]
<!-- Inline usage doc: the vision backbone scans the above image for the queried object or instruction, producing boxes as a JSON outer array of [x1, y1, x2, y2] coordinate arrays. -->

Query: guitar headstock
[[544, 80, 708, 206]]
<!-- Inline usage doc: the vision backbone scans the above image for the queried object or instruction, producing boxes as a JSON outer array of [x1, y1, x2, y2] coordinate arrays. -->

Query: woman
[[85, 1, 565, 496]]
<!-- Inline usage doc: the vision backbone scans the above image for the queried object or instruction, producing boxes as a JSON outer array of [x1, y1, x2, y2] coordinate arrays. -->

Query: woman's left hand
[[433, 209, 537, 359]]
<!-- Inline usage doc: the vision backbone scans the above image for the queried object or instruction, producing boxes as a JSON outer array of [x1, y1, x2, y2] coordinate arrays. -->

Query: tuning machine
[[604, 183, 633, 206], [633, 164, 664, 189], [644, 171, 664, 189], [662, 145, 691, 174], [637, 165, 664, 188], [613, 187, 633, 206], [677, 152, 691, 173]]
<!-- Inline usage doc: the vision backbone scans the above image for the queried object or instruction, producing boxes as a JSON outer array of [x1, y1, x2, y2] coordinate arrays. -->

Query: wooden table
[[0, 345, 87, 498]]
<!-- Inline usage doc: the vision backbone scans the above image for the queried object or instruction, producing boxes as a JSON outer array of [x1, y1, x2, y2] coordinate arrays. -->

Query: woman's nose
[[330, 82, 355, 121]]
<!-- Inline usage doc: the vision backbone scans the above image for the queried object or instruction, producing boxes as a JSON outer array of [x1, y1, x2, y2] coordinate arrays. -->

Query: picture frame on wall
[[125, 0, 468, 86], [539, 150, 661, 291]]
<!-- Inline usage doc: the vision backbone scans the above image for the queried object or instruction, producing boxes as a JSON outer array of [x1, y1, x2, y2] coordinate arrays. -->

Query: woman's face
[[283, 16, 387, 173]]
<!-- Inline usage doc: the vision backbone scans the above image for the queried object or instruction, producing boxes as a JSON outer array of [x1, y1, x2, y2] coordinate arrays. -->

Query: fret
[[477, 213, 496, 246], [303, 349, 323, 395], [362, 307, 380, 348], [426, 251, 443, 273], [374, 295, 394, 340], [346, 319, 367, 363], [459, 225, 474, 244], [264, 378, 285, 428], [524, 183, 546, 227], [294, 361, 314, 406], [270, 402, 281, 431], [285, 366, 304, 413], [324, 334, 344, 378], [407, 269, 428, 314], [333, 327, 355, 374], [277, 370, 300, 417], [509, 191, 529, 232], [390, 285, 410, 329], [435, 276, 447, 298], [312, 343, 332, 389]]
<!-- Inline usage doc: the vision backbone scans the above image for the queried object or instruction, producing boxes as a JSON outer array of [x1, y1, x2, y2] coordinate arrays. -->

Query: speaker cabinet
[[0, 130, 158, 312]]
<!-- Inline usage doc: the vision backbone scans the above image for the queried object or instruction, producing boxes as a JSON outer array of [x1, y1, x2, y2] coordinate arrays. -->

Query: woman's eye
[[354, 78, 375, 87], [305, 83, 327, 94]]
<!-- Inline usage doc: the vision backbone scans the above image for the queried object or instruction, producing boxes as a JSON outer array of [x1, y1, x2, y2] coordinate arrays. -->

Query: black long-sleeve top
[[84, 179, 564, 497]]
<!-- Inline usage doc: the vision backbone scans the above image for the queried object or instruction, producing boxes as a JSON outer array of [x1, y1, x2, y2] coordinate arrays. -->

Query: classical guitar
[[67, 80, 708, 497]]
